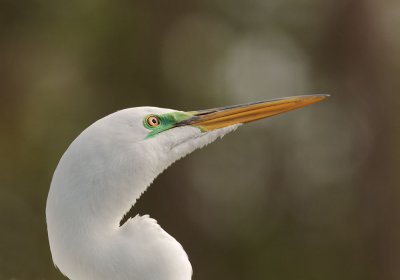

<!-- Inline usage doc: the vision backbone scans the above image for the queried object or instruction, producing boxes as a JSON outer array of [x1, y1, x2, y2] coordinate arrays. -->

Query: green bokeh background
[[1, 0, 400, 279]]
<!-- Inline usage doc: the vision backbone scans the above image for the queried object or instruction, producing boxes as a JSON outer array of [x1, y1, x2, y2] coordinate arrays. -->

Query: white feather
[[46, 107, 239, 280]]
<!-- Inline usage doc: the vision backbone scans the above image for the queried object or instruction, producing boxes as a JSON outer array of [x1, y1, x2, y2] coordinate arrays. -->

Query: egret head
[[52, 95, 328, 217], [75, 95, 328, 181], [50, 95, 328, 216], [78, 106, 239, 179]]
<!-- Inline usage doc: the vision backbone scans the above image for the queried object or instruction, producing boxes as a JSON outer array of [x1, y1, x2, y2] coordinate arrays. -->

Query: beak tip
[[308, 93, 330, 102], [320, 93, 330, 99]]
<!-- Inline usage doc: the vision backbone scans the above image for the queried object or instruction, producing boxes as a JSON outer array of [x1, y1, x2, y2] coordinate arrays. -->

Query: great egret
[[46, 95, 327, 280]]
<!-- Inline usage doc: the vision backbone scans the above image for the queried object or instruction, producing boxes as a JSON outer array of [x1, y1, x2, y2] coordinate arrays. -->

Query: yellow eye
[[146, 115, 160, 127]]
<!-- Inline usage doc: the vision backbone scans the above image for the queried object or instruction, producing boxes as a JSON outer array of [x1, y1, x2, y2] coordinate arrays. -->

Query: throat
[[119, 203, 137, 227], [119, 180, 155, 227]]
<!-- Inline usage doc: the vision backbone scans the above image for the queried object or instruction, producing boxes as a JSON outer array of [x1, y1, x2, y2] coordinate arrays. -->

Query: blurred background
[[1, 0, 400, 279]]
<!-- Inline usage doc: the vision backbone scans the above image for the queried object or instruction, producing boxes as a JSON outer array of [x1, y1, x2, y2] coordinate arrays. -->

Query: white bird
[[46, 95, 327, 280]]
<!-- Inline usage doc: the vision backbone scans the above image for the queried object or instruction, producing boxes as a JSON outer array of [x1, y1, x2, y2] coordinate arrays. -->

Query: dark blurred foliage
[[1, 0, 399, 279]]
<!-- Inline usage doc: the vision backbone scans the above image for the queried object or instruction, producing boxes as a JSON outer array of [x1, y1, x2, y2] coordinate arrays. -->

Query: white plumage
[[46, 95, 327, 279], [47, 107, 238, 280]]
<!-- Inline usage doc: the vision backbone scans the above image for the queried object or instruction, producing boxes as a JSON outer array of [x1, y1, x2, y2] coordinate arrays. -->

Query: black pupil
[[151, 118, 157, 124]]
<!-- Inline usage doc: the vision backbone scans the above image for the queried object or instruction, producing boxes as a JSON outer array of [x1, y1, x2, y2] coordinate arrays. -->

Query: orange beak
[[179, 94, 329, 131]]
